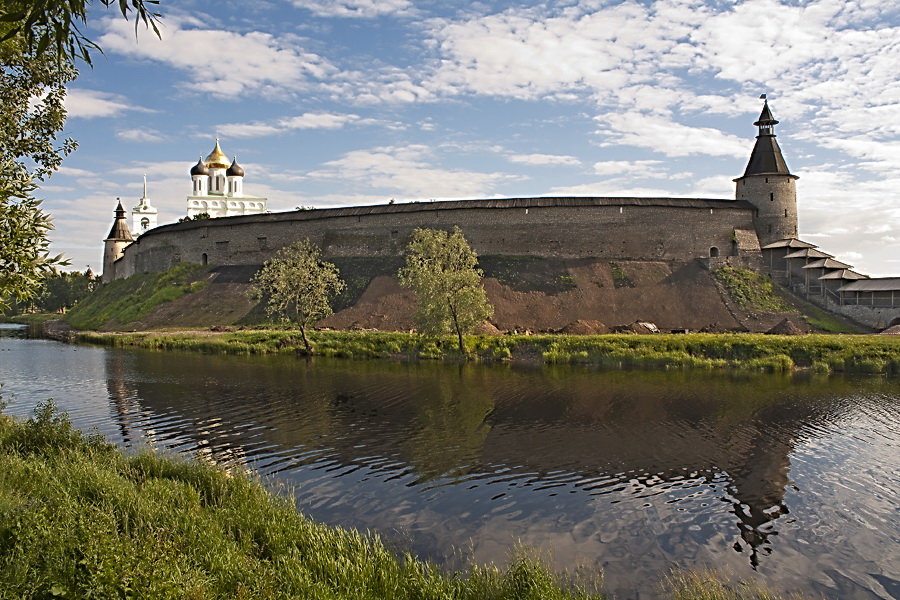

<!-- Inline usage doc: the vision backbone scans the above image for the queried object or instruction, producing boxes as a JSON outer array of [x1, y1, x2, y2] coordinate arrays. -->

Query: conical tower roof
[[742, 100, 793, 177], [105, 200, 134, 242]]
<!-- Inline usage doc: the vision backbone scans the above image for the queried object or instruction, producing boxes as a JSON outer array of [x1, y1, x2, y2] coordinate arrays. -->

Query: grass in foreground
[[74, 329, 900, 375], [0, 402, 600, 600]]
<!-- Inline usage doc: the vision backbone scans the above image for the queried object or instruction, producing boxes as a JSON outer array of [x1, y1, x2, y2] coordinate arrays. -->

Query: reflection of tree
[[404, 365, 493, 482], [108, 351, 880, 569]]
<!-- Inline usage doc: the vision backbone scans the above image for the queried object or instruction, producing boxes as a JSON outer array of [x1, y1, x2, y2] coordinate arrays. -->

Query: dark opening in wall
[[201, 253, 208, 265], [770, 192, 774, 201], [257, 237, 268, 250], [710, 246, 720, 258]]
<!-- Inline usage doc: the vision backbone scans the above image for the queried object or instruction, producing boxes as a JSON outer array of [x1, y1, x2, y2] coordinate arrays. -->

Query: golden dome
[[204, 139, 230, 169]]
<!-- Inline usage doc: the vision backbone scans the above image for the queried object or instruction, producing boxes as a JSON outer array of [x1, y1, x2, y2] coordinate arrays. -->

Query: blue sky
[[44, 0, 900, 276]]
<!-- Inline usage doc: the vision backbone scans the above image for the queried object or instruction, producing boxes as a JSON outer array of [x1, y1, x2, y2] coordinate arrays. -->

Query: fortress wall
[[115, 200, 757, 278]]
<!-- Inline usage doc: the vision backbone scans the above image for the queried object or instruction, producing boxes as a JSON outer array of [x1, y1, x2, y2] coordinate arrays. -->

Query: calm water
[[1, 323, 898, 599]]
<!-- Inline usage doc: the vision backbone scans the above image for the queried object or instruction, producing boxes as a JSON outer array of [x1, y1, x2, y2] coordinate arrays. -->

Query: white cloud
[[592, 160, 662, 176], [508, 153, 581, 166], [116, 127, 167, 143], [291, 0, 412, 18], [595, 112, 747, 158], [218, 112, 362, 138], [64, 89, 151, 119], [308, 144, 519, 198], [98, 17, 337, 98]]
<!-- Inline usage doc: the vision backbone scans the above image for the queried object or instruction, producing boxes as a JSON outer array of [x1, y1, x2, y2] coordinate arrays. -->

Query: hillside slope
[[66, 259, 866, 333]]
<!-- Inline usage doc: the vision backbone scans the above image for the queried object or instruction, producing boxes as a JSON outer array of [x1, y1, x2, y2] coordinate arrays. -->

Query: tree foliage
[[250, 240, 345, 353], [0, 0, 161, 66], [398, 227, 493, 354], [0, 168, 67, 311], [0, 0, 162, 309]]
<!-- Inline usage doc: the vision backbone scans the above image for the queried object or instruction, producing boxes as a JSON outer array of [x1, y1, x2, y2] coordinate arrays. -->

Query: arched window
[[201, 253, 208, 266], [709, 247, 719, 258]]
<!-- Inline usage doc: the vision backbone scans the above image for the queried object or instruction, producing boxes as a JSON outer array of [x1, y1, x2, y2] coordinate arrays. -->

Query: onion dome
[[226, 157, 244, 177], [204, 139, 230, 169], [190, 156, 209, 176]]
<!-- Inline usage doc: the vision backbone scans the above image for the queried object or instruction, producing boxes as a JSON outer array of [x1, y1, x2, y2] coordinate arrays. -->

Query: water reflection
[[1, 325, 896, 599], [97, 348, 899, 598]]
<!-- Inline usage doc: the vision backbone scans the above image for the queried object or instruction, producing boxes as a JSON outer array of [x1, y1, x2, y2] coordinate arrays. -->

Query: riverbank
[[73, 328, 900, 375], [0, 404, 813, 600]]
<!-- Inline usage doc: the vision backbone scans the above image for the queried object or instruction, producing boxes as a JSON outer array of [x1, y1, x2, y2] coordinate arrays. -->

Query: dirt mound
[[767, 318, 807, 335], [612, 321, 659, 334], [559, 319, 610, 334], [473, 321, 502, 335]]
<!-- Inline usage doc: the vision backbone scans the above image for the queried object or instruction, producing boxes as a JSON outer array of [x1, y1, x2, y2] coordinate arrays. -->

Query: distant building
[[187, 140, 267, 218], [131, 175, 158, 236]]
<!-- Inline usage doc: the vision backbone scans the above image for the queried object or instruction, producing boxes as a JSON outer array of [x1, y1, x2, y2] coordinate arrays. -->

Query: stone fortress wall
[[112, 196, 759, 279]]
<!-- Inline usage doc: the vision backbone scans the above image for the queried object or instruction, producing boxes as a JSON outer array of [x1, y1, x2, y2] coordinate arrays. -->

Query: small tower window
[[784, 209, 788, 217], [710, 247, 720, 258], [201, 253, 208, 265], [770, 193, 774, 202]]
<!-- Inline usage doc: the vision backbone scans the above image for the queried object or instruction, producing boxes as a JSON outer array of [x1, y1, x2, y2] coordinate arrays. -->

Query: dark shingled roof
[[742, 101, 794, 177], [760, 238, 816, 250], [783, 248, 833, 259], [802, 258, 853, 270], [838, 278, 900, 292], [743, 134, 792, 176], [105, 201, 134, 242]]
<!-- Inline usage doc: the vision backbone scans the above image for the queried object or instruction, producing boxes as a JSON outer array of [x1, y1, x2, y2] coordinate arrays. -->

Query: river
[[0, 323, 898, 599]]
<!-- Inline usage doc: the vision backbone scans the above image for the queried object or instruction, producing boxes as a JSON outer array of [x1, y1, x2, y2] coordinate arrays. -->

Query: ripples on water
[[1, 323, 898, 599]]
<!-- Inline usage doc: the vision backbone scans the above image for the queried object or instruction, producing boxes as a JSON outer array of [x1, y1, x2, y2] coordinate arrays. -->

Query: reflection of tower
[[102, 199, 133, 283], [131, 175, 158, 236], [725, 425, 794, 568], [105, 351, 140, 445]]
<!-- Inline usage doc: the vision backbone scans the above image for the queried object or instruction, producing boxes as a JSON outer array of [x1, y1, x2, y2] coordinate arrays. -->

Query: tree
[[249, 240, 345, 354], [0, 1, 162, 310], [398, 227, 493, 354]]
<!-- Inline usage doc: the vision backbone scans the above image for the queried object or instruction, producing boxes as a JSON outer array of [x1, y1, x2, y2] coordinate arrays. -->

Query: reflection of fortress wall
[[115, 351, 849, 558], [112, 197, 756, 279]]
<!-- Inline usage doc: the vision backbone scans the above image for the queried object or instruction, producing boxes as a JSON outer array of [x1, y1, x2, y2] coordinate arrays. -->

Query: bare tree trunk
[[298, 323, 311, 354], [449, 300, 465, 356]]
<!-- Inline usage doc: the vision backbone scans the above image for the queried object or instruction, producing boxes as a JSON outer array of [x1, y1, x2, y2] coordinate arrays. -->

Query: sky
[[42, 0, 900, 276]]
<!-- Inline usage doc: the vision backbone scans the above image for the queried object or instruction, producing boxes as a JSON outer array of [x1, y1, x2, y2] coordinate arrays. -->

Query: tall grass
[[0, 402, 603, 600], [75, 330, 900, 375]]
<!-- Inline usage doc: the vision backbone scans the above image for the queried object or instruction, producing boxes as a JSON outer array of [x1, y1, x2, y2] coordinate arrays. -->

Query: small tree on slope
[[398, 227, 493, 355], [250, 240, 344, 354]]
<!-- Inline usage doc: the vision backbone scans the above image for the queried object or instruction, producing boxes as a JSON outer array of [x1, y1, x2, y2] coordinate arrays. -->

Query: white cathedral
[[123, 140, 268, 239], [186, 139, 267, 219]]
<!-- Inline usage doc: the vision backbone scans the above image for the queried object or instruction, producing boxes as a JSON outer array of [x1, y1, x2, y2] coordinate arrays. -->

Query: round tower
[[102, 199, 134, 283], [733, 99, 799, 246]]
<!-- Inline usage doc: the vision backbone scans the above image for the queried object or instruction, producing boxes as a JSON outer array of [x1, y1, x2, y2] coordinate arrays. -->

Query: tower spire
[[743, 97, 792, 177]]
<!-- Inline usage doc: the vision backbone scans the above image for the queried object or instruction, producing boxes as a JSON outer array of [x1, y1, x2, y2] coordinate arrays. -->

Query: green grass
[[1, 313, 61, 325], [665, 569, 809, 600], [74, 330, 900, 375], [0, 402, 602, 600], [65, 264, 209, 330], [713, 266, 793, 313]]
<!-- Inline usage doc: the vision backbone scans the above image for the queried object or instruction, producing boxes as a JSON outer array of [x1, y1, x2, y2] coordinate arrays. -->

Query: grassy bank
[[0, 313, 61, 325], [0, 404, 812, 600], [74, 329, 900, 375]]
